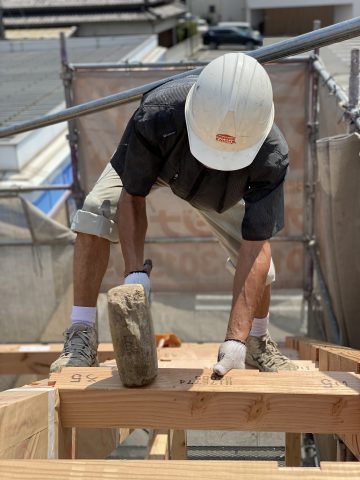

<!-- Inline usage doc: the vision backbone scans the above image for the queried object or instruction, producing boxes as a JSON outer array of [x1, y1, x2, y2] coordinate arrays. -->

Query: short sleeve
[[110, 107, 165, 196], [242, 127, 289, 241]]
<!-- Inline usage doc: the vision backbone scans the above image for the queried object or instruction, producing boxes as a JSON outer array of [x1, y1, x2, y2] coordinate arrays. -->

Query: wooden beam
[[1, 460, 360, 479], [285, 337, 360, 372], [73, 428, 119, 459], [0, 388, 51, 459], [0, 343, 115, 375], [51, 367, 360, 433], [146, 430, 169, 460], [338, 434, 360, 461], [318, 346, 360, 373], [286, 336, 360, 460], [0, 386, 70, 459], [0, 342, 307, 374], [0, 343, 217, 375], [169, 430, 187, 460], [285, 433, 301, 466]]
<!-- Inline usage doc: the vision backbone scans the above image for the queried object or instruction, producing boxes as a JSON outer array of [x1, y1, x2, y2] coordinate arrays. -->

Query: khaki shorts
[[71, 163, 275, 285]]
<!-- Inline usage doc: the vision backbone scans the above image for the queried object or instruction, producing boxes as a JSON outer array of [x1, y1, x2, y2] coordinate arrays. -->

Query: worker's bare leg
[[50, 232, 109, 372], [73, 233, 110, 306], [254, 284, 270, 318], [246, 281, 297, 372]]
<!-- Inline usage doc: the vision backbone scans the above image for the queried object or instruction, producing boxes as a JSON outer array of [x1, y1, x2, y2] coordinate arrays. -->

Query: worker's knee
[[266, 258, 276, 285], [226, 256, 276, 285], [71, 193, 118, 243]]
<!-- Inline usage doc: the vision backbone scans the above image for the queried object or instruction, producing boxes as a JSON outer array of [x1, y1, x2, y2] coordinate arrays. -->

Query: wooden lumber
[[107, 284, 158, 387], [51, 367, 360, 433], [1, 383, 118, 460], [73, 428, 119, 459], [285, 337, 331, 362], [318, 346, 360, 373], [0, 342, 305, 374], [286, 336, 360, 460], [285, 433, 301, 467], [0, 343, 115, 375], [1, 460, 360, 479], [0, 388, 53, 459], [285, 337, 360, 373], [169, 430, 187, 460], [338, 434, 360, 461], [146, 430, 169, 460]]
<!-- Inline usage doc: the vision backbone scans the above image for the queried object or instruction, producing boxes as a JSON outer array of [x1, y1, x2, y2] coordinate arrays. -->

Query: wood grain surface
[[1, 460, 360, 479], [50, 367, 360, 432]]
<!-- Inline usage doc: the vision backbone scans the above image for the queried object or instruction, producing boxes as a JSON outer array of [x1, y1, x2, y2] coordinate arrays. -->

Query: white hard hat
[[185, 52, 274, 171]]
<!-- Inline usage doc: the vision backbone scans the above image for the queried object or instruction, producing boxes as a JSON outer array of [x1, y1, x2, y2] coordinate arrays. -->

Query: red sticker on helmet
[[216, 133, 236, 144]]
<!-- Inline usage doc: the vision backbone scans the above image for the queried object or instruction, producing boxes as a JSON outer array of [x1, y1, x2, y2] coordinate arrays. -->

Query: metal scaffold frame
[[0, 18, 360, 345]]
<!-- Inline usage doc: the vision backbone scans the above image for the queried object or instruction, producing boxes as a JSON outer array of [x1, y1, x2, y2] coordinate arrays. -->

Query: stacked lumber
[[0, 337, 359, 478]]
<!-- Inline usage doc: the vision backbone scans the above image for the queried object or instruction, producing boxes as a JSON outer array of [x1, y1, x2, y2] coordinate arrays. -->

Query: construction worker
[[50, 52, 296, 375]]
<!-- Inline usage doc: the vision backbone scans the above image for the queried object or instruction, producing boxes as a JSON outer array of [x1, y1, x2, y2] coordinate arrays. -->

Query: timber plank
[[285, 337, 360, 372], [0, 343, 115, 375], [146, 430, 169, 460], [285, 433, 301, 466], [0, 342, 301, 373], [52, 367, 360, 433], [0, 389, 50, 457], [318, 347, 360, 373], [337, 434, 360, 461], [0, 460, 360, 479]]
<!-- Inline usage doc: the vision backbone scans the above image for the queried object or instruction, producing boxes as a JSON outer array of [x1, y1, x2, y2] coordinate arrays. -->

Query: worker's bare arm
[[226, 240, 271, 342], [117, 189, 148, 277]]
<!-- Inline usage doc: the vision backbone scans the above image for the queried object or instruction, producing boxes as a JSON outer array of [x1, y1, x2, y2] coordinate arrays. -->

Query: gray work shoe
[[246, 334, 297, 372], [50, 323, 99, 373]]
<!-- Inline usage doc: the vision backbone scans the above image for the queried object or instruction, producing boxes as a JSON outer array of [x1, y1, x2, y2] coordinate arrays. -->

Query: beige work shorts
[[71, 163, 275, 285]]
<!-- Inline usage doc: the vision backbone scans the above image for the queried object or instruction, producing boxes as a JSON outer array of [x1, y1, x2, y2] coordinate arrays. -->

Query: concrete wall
[[76, 18, 178, 36]]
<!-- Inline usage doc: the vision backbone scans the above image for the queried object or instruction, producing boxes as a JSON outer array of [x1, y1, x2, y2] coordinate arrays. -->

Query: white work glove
[[213, 340, 247, 376], [124, 272, 151, 300]]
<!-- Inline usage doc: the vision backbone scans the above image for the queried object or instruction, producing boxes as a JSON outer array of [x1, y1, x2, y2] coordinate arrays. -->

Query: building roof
[[2, 0, 161, 8], [4, 4, 185, 27], [0, 35, 151, 130]]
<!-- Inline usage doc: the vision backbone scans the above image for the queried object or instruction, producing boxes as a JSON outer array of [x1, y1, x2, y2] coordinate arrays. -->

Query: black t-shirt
[[111, 76, 289, 241]]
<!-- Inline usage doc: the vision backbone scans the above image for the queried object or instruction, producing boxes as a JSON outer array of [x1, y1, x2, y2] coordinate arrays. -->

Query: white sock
[[249, 314, 269, 337], [71, 306, 96, 326]]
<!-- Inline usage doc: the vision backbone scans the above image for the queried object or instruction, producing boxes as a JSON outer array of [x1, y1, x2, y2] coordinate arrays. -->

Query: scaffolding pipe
[[69, 57, 308, 71], [313, 56, 360, 130], [145, 235, 307, 244], [0, 184, 72, 195], [1, 17, 360, 138], [60, 32, 84, 208], [70, 61, 208, 70], [348, 48, 360, 133]]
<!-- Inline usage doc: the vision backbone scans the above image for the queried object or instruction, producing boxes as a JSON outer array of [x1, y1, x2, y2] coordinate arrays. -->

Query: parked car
[[203, 26, 263, 50], [218, 21, 262, 40]]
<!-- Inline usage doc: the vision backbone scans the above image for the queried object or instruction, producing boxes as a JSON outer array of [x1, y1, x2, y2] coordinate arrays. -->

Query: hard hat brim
[[185, 84, 275, 171]]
